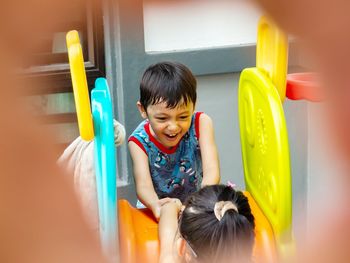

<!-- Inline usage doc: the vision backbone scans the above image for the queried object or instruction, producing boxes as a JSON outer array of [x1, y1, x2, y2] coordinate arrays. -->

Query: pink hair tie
[[227, 181, 236, 188]]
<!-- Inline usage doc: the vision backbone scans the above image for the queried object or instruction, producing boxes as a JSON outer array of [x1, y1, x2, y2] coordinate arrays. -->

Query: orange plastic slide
[[118, 192, 277, 263]]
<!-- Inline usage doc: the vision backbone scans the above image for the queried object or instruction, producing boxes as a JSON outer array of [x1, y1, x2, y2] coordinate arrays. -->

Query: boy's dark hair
[[179, 185, 255, 262], [139, 62, 197, 110]]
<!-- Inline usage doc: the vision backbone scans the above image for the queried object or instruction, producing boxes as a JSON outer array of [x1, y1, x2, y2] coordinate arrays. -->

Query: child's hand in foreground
[[158, 198, 183, 263], [160, 198, 183, 217]]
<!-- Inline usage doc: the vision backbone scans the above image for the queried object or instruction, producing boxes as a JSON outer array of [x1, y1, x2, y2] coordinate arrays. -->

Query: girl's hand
[[158, 198, 183, 263], [160, 198, 182, 216], [151, 197, 173, 221]]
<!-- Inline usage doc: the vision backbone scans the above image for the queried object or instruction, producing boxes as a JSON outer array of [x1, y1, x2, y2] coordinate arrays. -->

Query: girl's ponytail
[[179, 185, 255, 262]]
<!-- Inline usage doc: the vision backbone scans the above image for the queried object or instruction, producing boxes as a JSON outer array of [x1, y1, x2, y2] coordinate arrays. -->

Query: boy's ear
[[136, 101, 147, 119]]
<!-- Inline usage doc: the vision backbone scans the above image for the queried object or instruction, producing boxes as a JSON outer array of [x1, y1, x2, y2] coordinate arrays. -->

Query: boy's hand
[[151, 197, 173, 221]]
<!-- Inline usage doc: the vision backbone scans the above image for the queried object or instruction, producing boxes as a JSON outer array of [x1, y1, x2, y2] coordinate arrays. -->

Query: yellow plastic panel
[[66, 30, 94, 141], [257, 16, 288, 101], [238, 67, 292, 253]]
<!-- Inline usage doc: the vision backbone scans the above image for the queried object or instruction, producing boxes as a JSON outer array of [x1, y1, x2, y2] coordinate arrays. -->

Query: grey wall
[[196, 73, 245, 188], [284, 100, 308, 240]]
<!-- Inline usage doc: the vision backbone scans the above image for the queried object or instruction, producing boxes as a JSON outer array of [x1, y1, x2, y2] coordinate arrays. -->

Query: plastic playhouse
[[66, 16, 322, 263], [66, 30, 117, 261]]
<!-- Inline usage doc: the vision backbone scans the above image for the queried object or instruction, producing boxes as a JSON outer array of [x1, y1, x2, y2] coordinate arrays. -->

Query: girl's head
[[178, 185, 255, 263], [137, 62, 197, 148]]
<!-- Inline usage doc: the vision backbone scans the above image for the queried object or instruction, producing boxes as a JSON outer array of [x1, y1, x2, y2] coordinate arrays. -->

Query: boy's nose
[[168, 122, 179, 132]]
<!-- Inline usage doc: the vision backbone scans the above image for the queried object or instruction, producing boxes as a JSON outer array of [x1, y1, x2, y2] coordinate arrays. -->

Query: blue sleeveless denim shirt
[[129, 112, 203, 202]]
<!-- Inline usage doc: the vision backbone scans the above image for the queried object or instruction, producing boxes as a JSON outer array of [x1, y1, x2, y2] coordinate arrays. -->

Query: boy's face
[[137, 100, 195, 148]]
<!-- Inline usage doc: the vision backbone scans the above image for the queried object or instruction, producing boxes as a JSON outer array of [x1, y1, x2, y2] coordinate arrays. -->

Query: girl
[[159, 185, 255, 263]]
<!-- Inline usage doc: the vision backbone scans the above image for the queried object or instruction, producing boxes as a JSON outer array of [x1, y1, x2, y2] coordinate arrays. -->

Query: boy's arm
[[129, 141, 170, 220], [158, 199, 182, 263], [198, 113, 221, 186]]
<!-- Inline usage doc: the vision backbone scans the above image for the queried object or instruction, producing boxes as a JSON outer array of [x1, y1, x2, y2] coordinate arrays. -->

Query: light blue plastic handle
[[91, 78, 117, 260]]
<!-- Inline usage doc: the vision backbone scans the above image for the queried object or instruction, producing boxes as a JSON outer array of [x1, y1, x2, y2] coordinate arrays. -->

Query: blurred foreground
[[0, 1, 106, 262]]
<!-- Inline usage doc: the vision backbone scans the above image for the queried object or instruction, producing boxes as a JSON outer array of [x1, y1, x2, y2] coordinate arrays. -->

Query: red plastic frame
[[286, 73, 324, 102]]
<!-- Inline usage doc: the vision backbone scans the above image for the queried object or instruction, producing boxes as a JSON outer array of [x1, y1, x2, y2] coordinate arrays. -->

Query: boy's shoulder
[[130, 119, 148, 136], [128, 119, 150, 155], [192, 111, 206, 139], [128, 119, 149, 144], [196, 112, 212, 125]]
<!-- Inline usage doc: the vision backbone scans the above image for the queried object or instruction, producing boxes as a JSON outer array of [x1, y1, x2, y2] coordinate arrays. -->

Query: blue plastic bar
[[91, 78, 117, 260]]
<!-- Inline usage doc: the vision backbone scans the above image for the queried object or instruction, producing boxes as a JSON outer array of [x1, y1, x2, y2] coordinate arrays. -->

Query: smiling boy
[[128, 62, 220, 219]]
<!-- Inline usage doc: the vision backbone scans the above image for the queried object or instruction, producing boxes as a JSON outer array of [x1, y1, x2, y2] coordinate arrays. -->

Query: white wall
[[143, 0, 261, 52]]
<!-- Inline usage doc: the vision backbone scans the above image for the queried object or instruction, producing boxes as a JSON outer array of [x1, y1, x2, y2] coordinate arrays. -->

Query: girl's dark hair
[[179, 185, 255, 262], [139, 62, 197, 110]]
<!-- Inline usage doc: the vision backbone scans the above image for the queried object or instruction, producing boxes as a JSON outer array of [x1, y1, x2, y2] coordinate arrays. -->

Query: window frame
[[19, 0, 105, 96]]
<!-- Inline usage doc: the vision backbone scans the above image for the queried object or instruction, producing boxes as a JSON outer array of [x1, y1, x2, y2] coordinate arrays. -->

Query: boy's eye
[[179, 116, 189, 120], [156, 117, 167, 121]]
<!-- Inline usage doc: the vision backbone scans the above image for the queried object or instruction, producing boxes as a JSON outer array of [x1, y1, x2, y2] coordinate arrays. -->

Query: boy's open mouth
[[165, 133, 179, 141]]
